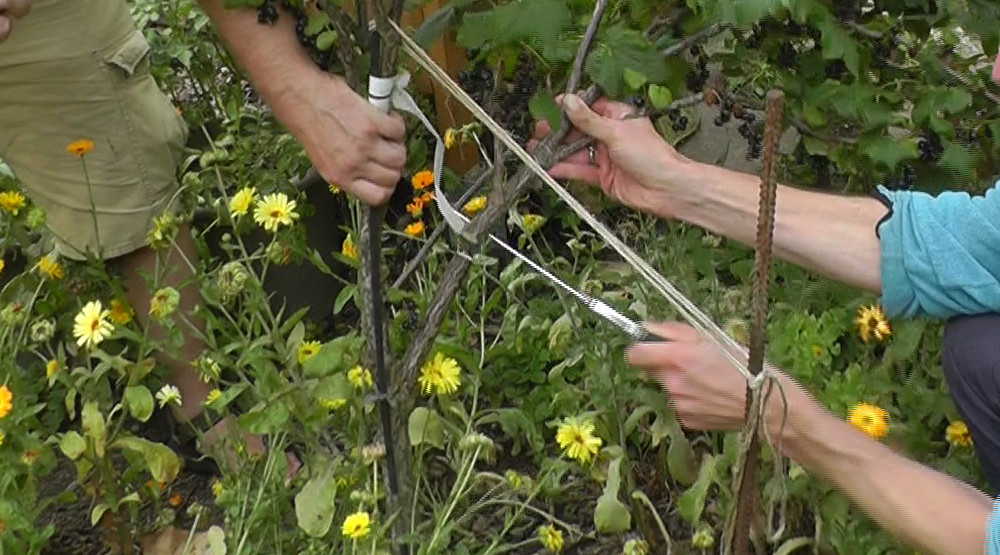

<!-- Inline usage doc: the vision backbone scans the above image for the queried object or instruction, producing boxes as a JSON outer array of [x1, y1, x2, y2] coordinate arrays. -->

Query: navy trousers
[[942, 314, 1000, 493]]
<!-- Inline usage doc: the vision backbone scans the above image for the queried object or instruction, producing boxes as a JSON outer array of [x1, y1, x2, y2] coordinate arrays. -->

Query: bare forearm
[[658, 159, 886, 294], [770, 378, 992, 555]]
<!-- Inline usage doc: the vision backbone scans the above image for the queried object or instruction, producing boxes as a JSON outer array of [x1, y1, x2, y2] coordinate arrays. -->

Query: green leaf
[[913, 87, 972, 126], [124, 385, 154, 423], [457, 0, 570, 50], [667, 431, 696, 486], [59, 432, 87, 460], [91, 503, 110, 527], [414, 5, 455, 48], [623, 68, 648, 90], [586, 25, 668, 98], [818, 16, 859, 76], [861, 136, 919, 171], [81, 402, 106, 458], [938, 141, 977, 182], [408, 407, 446, 449], [301, 334, 360, 378], [204, 527, 227, 555], [594, 456, 631, 533], [294, 466, 339, 537], [238, 402, 290, 435], [112, 437, 181, 483], [304, 12, 330, 36], [647, 84, 673, 111], [678, 453, 718, 523], [316, 30, 338, 52], [333, 285, 356, 315], [528, 93, 562, 133], [774, 537, 813, 555]]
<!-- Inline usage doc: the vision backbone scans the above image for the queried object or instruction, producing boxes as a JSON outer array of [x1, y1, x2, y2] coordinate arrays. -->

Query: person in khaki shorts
[[0, 0, 408, 476]]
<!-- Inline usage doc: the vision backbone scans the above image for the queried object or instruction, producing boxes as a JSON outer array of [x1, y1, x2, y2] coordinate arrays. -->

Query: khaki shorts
[[0, 0, 188, 261]]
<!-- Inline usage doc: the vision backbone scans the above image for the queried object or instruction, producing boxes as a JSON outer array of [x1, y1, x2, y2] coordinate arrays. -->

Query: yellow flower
[[46, 360, 59, 379], [0, 191, 26, 215], [348, 366, 373, 390], [329, 182, 341, 195], [0, 433, 4, 448], [462, 196, 487, 216], [856, 304, 891, 343], [211, 480, 224, 499], [229, 186, 257, 218], [66, 139, 95, 157], [298, 340, 322, 364], [538, 524, 564, 553], [946, 420, 973, 447], [342, 511, 371, 539], [406, 200, 424, 217], [253, 192, 299, 233], [444, 128, 457, 149], [417, 352, 461, 396], [811, 344, 823, 358], [405, 221, 425, 238], [205, 389, 222, 405], [38, 255, 64, 280], [109, 300, 133, 325], [0, 259, 4, 275], [341, 235, 357, 261], [149, 287, 180, 319], [555, 416, 602, 464], [320, 397, 347, 410], [848, 402, 889, 439], [73, 300, 114, 350], [522, 213, 546, 235], [411, 169, 434, 190], [0, 385, 11, 419]]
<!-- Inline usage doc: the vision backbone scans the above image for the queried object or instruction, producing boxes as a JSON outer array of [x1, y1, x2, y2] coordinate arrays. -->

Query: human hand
[[529, 94, 692, 218], [0, 0, 32, 43], [275, 72, 407, 206]]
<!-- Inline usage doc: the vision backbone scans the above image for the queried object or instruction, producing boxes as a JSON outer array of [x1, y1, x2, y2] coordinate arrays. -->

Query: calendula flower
[[361, 442, 386, 465], [625, 538, 651, 555], [537, 524, 564, 553], [444, 128, 457, 149], [342, 511, 371, 539], [348, 366, 373, 390], [147, 213, 179, 249], [405, 221, 425, 238], [169, 493, 183, 507], [46, 360, 60, 379], [406, 200, 424, 217], [0, 259, 4, 275], [73, 300, 114, 349], [0, 385, 12, 419], [946, 420, 973, 447], [205, 389, 222, 405], [691, 527, 715, 549], [419, 191, 435, 204], [38, 255, 64, 280], [298, 340, 321, 364], [266, 241, 292, 265], [555, 416, 602, 464], [229, 186, 257, 218], [66, 139, 95, 157], [856, 304, 892, 343], [24, 206, 46, 230], [29, 319, 55, 343], [21, 449, 38, 466], [156, 384, 182, 408], [411, 169, 434, 190], [522, 214, 546, 235], [848, 402, 889, 439], [319, 397, 347, 410], [341, 235, 357, 261], [724, 317, 749, 345], [217, 261, 249, 304], [329, 182, 342, 195], [417, 352, 461, 396], [462, 196, 487, 215], [0, 191, 26, 215], [149, 287, 180, 318], [108, 300, 133, 325], [211, 480, 224, 499], [253, 192, 299, 232]]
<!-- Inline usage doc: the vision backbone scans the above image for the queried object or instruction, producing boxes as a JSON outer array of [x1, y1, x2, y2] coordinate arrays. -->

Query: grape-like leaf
[[585, 25, 668, 98]]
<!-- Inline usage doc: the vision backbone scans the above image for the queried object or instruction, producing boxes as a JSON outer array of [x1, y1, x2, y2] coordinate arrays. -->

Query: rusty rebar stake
[[725, 88, 784, 555]]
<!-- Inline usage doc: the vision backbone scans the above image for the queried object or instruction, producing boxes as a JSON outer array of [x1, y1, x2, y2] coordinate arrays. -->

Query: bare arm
[[193, 1, 407, 206], [658, 158, 887, 294]]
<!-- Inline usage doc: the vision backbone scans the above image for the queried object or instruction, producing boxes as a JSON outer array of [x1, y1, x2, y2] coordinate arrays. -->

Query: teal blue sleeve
[[876, 181, 1000, 319], [988, 498, 1000, 555]]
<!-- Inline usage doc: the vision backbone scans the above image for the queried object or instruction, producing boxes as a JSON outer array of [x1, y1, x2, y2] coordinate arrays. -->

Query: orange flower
[[66, 139, 95, 157], [411, 170, 434, 190], [405, 221, 425, 237], [419, 192, 435, 204], [0, 385, 12, 419], [406, 199, 424, 217], [168, 493, 183, 507]]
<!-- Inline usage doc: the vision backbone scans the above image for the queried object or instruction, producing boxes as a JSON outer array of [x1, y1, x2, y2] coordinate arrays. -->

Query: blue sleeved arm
[[875, 181, 1000, 319], [987, 498, 1000, 555]]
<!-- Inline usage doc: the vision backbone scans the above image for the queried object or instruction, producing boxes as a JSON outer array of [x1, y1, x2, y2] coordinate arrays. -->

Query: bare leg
[[116, 225, 299, 477]]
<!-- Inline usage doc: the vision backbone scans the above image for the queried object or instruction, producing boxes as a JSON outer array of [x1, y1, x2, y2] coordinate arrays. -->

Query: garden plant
[[1, 0, 1000, 553]]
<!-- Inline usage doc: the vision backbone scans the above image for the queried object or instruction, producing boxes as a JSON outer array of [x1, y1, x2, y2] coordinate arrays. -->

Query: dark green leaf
[[415, 5, 455, 48], [861, 136, 919, 171], [586, 25, 668, 98]]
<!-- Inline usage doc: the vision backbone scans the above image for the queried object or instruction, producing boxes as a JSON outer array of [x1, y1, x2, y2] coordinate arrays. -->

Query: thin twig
[[566, 0, 610, 97], [846, 20, 884, 40], [661, 23, 728, 58]]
